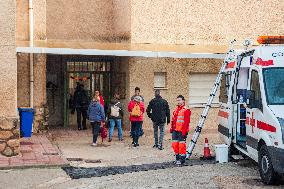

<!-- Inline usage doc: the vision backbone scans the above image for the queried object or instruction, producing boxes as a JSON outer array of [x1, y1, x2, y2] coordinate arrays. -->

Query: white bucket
[[214, 144, 229, 163]]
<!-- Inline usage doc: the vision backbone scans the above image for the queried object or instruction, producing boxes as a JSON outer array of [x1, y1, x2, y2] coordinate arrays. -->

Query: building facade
[[0, 0, 283, 156]]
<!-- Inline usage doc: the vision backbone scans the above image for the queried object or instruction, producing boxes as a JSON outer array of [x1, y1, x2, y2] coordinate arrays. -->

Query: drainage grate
[[62, 159, 216, 179], [66, 158, 84, 162], [84, 159, 102, 164], [42, 152, 59, 156], [20, 142, 33, 145]]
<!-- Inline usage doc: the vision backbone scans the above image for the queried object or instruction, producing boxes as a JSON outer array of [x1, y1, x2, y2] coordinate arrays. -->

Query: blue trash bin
[[18, 108, 34, 137]]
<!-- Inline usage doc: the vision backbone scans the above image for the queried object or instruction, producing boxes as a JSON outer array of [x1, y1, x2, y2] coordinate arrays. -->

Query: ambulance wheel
[[258, 144, 279, 185]]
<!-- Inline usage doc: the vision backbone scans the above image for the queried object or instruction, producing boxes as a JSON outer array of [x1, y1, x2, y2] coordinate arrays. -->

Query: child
[[88, 96, 105, 146]]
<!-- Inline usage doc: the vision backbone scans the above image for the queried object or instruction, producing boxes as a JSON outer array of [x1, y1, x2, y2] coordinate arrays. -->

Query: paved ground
[[49, 127, 220, 168], [0, 126, 283, 188], [0, 135, 67, 169], [0, 160, 283, 189]]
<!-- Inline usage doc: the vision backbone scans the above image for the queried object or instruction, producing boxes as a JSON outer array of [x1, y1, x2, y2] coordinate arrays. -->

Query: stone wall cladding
[[0, 118, 20, 157], [131, 0, 284, 44], [128, 57, 222, 130]]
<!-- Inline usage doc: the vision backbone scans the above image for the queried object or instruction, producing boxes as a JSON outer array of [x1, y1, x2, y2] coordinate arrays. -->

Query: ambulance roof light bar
[[257, 36, 284, 44]]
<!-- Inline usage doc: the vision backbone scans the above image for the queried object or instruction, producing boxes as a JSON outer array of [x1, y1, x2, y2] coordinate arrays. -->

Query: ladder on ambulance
[[186, 40, 237, 159]]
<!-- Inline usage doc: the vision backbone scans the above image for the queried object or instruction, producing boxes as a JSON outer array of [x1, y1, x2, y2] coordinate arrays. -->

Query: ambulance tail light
[[257, 36, 284, 44], [277, 117, 284, 144]]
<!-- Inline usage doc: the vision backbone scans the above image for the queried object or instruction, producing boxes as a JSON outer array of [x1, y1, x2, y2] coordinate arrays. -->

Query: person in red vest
[[170, 95, 191, 165]]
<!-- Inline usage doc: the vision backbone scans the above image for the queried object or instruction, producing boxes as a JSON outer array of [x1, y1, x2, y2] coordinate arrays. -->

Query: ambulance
[[218, 36, 284, 184]]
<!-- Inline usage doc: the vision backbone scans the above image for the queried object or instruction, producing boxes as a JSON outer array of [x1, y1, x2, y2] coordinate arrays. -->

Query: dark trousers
[[91, 122, 101, 143], [153, 122, 165, 146], [76, 107, 87, 129], [131, 121, 142, 144]]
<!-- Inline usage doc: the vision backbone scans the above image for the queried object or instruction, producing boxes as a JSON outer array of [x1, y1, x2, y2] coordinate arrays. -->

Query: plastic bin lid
[[18, 108, 34, 112], [214, 144, 228, 148]]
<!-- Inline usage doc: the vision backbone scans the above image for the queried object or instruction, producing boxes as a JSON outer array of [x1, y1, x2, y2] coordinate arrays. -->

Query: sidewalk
[[50, 127, 221, 168], [0, 135, 68, 169]]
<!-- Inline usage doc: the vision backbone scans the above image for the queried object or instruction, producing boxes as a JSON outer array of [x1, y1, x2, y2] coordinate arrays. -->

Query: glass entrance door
[[64, 58, 112, 128]]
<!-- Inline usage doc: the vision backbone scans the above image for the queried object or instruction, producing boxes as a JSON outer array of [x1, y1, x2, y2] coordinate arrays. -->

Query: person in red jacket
[[128, 96, 145, 147], [95, 90, 105, 107], [170, 95, 191, 165]]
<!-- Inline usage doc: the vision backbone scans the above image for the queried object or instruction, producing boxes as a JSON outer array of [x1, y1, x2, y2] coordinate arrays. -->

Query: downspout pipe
[[29, 0, 34, 108]]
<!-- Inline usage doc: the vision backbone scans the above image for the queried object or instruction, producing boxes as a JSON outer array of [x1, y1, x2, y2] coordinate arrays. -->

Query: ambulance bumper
[[268, 146, 284, 174]]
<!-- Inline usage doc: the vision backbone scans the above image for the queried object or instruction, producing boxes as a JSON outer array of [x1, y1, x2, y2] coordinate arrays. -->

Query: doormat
[[62, 159, 216, 179]]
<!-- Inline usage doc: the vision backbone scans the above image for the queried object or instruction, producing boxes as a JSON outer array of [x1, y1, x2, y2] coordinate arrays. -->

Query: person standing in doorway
[[107, 93, 124, 142], [147, 90, 170, 150], [95, 90, 105, 107], [170, 95, 191, 165], [72, 84, 89, 130], [128, 96, 145, 147], [88, 96, 105, 146], [131, 87, 144, 102]]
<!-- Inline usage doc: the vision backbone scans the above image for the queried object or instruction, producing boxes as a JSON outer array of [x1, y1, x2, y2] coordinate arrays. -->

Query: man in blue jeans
[[147, 90, 170, 150], [107, 93, 124, 142]]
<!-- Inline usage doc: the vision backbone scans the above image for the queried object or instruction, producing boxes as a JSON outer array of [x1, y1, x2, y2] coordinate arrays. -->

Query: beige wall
[[131, 0, 284, 44], [17, 54, 46, 108], [128, 57, 222, 130], [0, 0, 17, 117], [46, 0, 131, 42], [16, 0, 46, 41]]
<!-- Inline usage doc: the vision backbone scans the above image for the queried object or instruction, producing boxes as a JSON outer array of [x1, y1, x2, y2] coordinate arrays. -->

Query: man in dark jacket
[[72, 84, 89, 130], [146, 90, 170, 150]]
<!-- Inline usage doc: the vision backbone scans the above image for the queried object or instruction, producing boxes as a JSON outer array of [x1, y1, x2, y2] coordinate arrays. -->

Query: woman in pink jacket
[[128, 96, 145, 147]]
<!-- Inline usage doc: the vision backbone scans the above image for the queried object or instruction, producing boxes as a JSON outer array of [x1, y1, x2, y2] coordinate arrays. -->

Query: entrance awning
[[16, 40, 228, 59]]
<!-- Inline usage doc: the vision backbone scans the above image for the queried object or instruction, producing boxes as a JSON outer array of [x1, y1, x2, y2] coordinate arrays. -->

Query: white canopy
[[16, 40, 227, 59]]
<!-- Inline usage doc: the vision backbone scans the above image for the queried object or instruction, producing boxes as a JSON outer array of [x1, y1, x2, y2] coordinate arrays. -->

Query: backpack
[[100, 126, 108, 141], [110, 102, 120, 117], [131, 103, 141, 117], [79, 91, 89, 106]]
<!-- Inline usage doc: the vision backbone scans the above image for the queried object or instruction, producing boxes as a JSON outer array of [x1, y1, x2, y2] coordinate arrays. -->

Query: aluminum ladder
[[186, 40, 237, 159]]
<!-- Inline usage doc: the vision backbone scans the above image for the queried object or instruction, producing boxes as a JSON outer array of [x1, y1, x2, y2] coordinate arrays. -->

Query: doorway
[[65, 58, 112, 128], [46, 55, 127, 128]]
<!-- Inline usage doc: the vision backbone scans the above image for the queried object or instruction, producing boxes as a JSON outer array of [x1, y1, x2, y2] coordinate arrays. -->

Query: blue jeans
[[109, 119, 123, 139]]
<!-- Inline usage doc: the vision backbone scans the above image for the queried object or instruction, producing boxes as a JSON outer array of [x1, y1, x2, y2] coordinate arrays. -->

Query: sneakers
[[180, 156, 186, 164], [153, 144, 163, 150], [91, 143, 97, 147], [119, 138, 124, 141], [133, 143, 140, 147], [153, 144, 158, 148], [175, 160, 181, 165], [108, 138, 112, 142]]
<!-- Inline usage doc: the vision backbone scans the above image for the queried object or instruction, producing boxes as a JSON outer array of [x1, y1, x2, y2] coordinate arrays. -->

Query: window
[[154, 72, 167, 89], [250, 70, 262, 110], [189, 74, 220, 106], [219, 72, 232, 103], [263, 68, 284, 105]]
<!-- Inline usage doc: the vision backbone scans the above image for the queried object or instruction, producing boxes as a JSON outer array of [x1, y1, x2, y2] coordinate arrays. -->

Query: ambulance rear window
[[263, 68, 284, 105]]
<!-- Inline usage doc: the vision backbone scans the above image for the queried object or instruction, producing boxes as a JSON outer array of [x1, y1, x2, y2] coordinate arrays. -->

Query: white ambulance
[[218, 36, 284, 184]]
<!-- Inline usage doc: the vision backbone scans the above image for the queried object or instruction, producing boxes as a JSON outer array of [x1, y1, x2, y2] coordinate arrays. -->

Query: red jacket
[[170, 105, 191, 136], [128, 101, 145, 122], [99, 95, 105, 107]]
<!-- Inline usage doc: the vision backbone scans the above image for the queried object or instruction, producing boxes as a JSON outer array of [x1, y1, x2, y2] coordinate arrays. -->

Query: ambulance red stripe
[[257, 121, 276, 132], [225, 61, 235, 69], [255, 58, 274, 66], [218, 110, 229, 119]]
